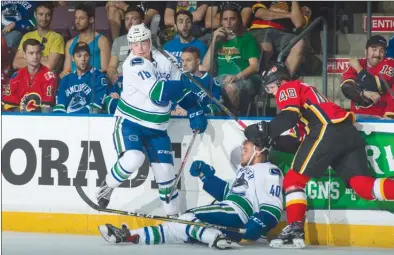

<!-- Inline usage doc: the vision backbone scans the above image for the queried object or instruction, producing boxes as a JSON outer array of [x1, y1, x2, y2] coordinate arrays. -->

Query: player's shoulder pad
[[131, 57, 144, 66]]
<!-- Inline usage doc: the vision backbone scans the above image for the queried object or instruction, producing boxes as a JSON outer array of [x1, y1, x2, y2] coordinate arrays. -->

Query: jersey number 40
[[270, 185, 281, 197]]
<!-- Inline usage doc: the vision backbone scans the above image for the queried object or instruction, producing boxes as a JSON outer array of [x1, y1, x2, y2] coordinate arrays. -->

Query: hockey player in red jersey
[[341, 35, 394, 119], [244, 62, 394, 249], [2, 39, 57, 112]]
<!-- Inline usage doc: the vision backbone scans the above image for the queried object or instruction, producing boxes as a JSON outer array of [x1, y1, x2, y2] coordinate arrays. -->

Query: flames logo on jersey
[[20, 93, 42, 112]]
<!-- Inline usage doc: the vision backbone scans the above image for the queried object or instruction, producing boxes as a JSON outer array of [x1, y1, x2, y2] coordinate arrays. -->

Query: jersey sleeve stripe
[[223, 183, 229, 199], [374, 75, 383, 94], [53, 104, 66, 112], [282, 106, 301, 115], [340, 78, 356, 87]]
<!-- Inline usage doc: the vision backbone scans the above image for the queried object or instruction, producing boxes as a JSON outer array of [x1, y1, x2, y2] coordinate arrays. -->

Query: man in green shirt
[[202, 2, 261, 116]]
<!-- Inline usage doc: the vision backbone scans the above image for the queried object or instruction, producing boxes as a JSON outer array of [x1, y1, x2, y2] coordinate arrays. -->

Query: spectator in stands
[[164, 1, 208, 37], [164, 10, 207, 64], [202, 3, 260, 116], [1, 35, 11, 99], [54, 42, 108, 114], [387, 36, 394, 59], [13, 3, 64, 72], [107, 6, 144, 85], [1, 39, 57, 113], [2, 35, 10, 71], [249, 1, 311, 76], [142, 1, 167, 28], [204, 1, 253, 30], [60, 3, 111, 79], [180, 46, 221, 116], [341, 35, 394, 119], [106, 1, 131, 41], [1, 1, 37, 48]]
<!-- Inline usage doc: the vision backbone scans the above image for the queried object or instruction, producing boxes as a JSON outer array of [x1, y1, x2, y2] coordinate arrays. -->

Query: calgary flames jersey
[[276, 80, 355, 131], [341, 57, 394, 117], [2, 66, 57, 112]]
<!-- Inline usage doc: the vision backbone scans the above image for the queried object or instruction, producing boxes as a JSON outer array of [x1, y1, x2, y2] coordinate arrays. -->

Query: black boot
[[269, 222, 305, 249], [98, 224, 139, 244]]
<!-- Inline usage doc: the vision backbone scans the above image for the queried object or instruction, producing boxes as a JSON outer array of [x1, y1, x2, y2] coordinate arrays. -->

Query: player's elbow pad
[[341, 82, 373, 106], [149, 80, 189, 105], [269, 111, 299, 139], [341, 82, 361, 101], [202, 175, 228, 201]]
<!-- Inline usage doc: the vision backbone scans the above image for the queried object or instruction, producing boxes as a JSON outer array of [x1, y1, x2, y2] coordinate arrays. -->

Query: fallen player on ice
[[98, 138, 284, 249]]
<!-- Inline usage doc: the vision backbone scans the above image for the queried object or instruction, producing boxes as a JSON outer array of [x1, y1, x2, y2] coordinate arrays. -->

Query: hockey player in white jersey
[[96, 24, 208, 216], [98, 136, 283, 249]]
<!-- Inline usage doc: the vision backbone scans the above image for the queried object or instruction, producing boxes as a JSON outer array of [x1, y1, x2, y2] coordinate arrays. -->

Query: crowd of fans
[[1, 1, 394, 119]]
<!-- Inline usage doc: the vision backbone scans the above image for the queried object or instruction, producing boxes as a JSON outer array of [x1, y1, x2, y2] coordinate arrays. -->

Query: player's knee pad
[[349, 176, 375, 200], [283, 169, 310, 192], [118, 150, 145, 172]]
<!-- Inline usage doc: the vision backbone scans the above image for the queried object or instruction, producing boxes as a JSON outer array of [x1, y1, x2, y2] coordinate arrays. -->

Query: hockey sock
[[129, 225, 167, 245], [283, 170, 310, 224], [373, 178, 394, 200], [106, 150, 145, 188], [106, 161, 133, 188], [128, 214, 222, 245], [151, 163, 180, 215], [349, 176, 375, 200], [185, 220, 222, 245]]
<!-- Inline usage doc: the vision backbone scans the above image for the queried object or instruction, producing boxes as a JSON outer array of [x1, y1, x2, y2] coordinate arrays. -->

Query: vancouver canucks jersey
[[203, 162, 283, 224], [115, 49, 181, 130], [53, 68, 108, 113]]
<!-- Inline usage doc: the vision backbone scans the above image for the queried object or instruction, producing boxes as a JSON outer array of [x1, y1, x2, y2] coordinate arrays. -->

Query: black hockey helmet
[[261, 62, 291, 88]]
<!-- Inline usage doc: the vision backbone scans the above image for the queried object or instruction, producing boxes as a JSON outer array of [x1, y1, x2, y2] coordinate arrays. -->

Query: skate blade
[[269, 238, 305, 249], [98, 225, 117, 244]]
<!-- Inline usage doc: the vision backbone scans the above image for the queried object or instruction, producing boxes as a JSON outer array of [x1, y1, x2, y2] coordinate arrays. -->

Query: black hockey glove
[[244, 121, 272, 148]]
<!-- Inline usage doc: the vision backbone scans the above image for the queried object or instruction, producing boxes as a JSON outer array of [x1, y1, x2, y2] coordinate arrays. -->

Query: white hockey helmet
[[127, 23, 152, 44]]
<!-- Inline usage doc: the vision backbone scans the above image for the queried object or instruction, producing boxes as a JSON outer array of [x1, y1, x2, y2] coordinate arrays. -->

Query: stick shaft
[[166, 129, 199, 203]]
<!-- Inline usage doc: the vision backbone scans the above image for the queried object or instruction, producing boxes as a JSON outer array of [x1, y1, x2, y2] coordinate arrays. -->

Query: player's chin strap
[[247, 145, 269, 166]]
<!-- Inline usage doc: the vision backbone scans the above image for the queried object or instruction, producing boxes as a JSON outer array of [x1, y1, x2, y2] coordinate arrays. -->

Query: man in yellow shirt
[[13, 2, 64, 71]]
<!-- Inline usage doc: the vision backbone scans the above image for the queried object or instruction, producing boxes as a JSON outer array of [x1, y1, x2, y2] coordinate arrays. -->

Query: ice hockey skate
[[96, 180, 114, 209], [269, 222, 305, 249], [210, 234, 242, 250], [98, 224, 139, 244]]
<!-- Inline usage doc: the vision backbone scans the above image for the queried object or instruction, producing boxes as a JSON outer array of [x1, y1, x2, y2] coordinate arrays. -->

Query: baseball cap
[[366, 35, 387, 49], [72, 42, 91, 56]]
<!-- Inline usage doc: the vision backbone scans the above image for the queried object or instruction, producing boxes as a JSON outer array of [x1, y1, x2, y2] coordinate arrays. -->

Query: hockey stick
[[155, 47, 247, 130], [75, 185, 246, 234], [379, 74, 394, 99], [166, 129, 199, 204]]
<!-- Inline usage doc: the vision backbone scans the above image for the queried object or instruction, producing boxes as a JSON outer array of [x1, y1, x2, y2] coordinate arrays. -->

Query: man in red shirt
[[341, 35, 394, 119], [2, 39, 57, 112], [244, 62, 394, 249]]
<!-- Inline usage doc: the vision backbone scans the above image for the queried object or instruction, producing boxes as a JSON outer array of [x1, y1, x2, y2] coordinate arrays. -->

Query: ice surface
[[2, 232, 393, 255]]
